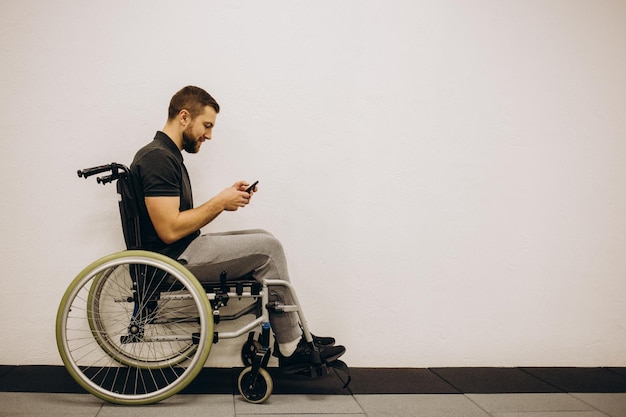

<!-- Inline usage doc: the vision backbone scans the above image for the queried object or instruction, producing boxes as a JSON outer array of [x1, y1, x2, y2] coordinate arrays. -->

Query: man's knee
[[260, 233, 284, 256]]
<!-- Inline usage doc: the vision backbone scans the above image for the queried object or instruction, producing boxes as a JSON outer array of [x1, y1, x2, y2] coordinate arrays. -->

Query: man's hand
[[218, 181, 254, 211]]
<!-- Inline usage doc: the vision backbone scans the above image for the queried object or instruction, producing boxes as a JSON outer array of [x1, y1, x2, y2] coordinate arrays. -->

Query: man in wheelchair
[[129, 85, 345, 371]]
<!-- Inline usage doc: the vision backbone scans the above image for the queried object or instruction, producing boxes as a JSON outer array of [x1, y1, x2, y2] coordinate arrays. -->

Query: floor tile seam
[[233, 394, 368, 416], [93, 402, 106, 417], [351, 393, 378, 417], [518, 367, 566, 393], [231, 394, 238, 417], [461, 393, 495, 417], [348, 393, 369, 417], [426, 368, 464, 394], [353, 393, 498, 417], [567, 393, 618, 417], [564, 392, 613, 416], [465, 392, 616, 416]]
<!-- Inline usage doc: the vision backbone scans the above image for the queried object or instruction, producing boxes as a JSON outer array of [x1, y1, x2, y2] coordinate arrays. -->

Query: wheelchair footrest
[[279, 360, 352, 388], [280, 359, 352, 389], [279, 362, 328, 377]]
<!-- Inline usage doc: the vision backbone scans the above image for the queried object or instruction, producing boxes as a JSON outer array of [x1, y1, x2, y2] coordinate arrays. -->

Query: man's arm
[[146, 181, 253, 244]]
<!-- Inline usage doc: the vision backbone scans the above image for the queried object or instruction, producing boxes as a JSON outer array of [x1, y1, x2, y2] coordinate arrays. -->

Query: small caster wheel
[[241, 339, 262, 367], [238, 366, 273, 404]]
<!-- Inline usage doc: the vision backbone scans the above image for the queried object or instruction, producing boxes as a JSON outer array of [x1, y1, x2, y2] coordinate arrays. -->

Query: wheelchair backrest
[[77, 163, 142, 250], [116, 173, 142, 250]]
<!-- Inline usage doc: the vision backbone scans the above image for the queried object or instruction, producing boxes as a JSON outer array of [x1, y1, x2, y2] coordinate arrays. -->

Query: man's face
[[182, 106, 217, 153]]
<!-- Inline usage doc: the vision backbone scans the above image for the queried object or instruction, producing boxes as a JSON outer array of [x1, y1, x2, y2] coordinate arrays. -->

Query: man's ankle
[[278, 337, 300, 357]]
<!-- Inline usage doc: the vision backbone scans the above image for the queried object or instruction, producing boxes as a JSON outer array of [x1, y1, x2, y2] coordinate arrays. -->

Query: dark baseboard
[[1, 365, 626, 395]]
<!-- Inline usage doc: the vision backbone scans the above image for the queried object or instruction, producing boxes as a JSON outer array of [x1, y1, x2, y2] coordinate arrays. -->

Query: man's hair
[[168, 86, 220, 120]]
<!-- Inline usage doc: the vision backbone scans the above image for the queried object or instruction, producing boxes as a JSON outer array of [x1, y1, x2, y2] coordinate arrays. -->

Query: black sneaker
[[277, 337, 346, 370], [272, 333, 335, 358], [312, 333, 335, 347]]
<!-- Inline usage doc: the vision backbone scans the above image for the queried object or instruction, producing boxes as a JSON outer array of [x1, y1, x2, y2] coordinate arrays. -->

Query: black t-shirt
[[130, 131, 200, 258]]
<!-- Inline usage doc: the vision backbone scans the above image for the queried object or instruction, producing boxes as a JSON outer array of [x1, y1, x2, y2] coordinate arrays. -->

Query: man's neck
[[162, 122, 183, 151]]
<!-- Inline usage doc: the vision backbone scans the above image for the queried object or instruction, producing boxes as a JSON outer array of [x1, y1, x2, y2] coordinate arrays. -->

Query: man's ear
[[179, 109, 191, 125]]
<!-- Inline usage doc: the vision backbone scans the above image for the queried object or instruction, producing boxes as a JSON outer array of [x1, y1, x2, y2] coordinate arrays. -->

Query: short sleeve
[[135, 148, 181, 197]]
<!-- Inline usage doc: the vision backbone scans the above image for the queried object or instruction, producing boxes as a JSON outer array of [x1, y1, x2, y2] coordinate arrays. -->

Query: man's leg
[[178, 229, 301, 344]]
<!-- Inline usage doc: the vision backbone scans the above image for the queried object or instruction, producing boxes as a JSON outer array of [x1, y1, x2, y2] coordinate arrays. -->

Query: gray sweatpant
[[178, 229, 301, 343]]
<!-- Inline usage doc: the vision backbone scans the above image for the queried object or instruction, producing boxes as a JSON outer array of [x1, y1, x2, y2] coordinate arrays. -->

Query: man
[[130, 85, 345, 369]]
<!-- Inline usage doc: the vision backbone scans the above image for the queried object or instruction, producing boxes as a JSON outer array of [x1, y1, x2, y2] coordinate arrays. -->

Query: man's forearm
[[146, 184, 250, 244]]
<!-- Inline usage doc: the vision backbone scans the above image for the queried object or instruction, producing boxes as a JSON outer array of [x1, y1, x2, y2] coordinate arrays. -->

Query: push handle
[[77, 163, 130, 185], [97, 175, 116, 185], [77, 164, 114, 179]]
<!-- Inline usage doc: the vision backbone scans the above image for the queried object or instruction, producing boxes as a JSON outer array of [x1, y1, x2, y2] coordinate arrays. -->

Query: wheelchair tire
[[56, 250, 213, 405], [237, 366, 273, 404]]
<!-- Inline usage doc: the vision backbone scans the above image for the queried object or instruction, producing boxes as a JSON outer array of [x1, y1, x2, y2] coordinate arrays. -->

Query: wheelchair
[[56, 163, 343, 405]]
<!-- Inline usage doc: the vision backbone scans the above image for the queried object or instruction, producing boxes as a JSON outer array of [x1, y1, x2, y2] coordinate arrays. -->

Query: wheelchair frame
[[55, 163, 325, 405]]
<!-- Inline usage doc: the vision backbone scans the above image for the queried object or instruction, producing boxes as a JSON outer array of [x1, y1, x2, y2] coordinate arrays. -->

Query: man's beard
[[182, 126, 201, 153]]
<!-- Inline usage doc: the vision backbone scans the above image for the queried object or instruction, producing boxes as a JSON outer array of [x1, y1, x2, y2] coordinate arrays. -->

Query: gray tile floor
[[1, 392, 626, 417]]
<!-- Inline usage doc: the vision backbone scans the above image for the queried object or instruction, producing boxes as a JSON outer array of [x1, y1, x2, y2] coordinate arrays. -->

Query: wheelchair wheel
[[86, 260, 202, 368], [238, 366, 273, 404], [56, 250, 213, 405]]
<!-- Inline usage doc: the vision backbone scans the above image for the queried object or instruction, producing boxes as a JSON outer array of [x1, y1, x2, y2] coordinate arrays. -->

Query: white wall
[[1, 0, 625, 368]]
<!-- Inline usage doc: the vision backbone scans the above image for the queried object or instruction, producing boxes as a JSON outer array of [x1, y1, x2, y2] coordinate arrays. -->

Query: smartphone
[[245, 181, 259, 193]]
